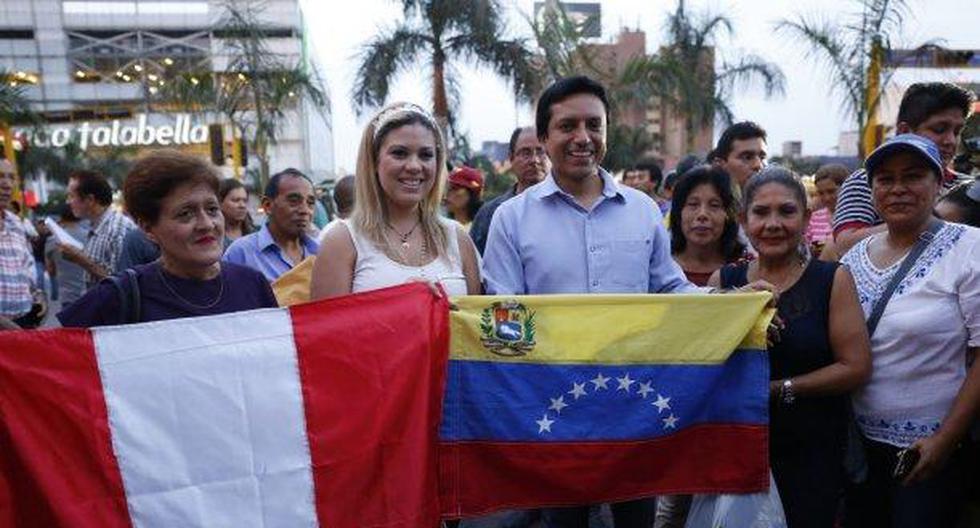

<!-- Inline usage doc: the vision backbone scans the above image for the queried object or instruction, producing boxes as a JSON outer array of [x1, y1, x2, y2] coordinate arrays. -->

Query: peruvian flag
[[0, 284, 448, 528]]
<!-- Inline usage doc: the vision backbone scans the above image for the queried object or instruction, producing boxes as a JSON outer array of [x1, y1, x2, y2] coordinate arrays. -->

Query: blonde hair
[[352, 102, 450, 261]]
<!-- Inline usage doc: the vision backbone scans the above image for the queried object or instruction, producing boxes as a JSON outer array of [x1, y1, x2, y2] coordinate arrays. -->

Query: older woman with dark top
[[58, 150, 277, 327], [709, 166, 872, 528], [669, 165, 748, 286], [840, 135, 980, 527]]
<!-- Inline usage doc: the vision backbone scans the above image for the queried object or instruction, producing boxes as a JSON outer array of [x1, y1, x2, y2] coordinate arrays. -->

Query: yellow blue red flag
[[439, 292, 774, 518]]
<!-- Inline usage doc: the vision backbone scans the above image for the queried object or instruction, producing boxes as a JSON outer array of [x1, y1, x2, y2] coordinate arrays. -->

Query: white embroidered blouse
[[841, 223, 980, 448]]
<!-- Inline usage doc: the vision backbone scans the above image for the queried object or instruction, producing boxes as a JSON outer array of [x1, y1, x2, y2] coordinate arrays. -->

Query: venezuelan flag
[[439, 293, 774, 518]]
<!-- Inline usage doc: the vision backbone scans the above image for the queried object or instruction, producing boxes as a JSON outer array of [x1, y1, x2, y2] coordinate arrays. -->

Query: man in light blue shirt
[[482, 75, 693, 528], [483, 78, 696, 298], [224, 169, 319, 282]]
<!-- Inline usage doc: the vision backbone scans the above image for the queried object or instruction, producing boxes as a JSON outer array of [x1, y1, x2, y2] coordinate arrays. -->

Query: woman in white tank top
[[310, 102, 481, 299]]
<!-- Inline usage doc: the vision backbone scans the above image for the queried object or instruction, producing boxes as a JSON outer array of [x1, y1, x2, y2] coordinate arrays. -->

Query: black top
[[721, 259, 846, 451], [58, 261, 278, 328]]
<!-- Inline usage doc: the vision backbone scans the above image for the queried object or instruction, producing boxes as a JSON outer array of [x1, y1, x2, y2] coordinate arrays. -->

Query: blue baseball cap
[[865, 134, 944, 182]]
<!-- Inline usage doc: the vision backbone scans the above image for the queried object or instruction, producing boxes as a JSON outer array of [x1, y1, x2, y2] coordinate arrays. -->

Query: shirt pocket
[[610, 236, 651, 289]]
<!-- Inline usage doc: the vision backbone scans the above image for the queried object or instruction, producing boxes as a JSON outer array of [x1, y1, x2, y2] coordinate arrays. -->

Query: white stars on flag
[[568, 382, 588, 400], [549, 396, 569, 414], [534, 372, 680, 436], [652, 394, 671, 414], [616, 373, 635, 393], [536, 414, 555, 433], [590, 373, 611, 390]]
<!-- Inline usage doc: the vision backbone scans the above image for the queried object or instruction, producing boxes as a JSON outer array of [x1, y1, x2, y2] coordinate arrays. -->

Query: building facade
[[586, 29, 714, 170], [0, 0, 334, 185]]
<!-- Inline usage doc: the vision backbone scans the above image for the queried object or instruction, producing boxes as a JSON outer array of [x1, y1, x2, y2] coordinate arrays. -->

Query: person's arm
[[482, 205, 525, 295], [834, 223, 887, 257], [906, 346, 980, 484], [906, 240, 980, 484], [468, 202, 493, 256], [309, 223, 356, 300], [770, 266, 871, 398], [59, 244, 109, 281], [456, 225, 482, 295]]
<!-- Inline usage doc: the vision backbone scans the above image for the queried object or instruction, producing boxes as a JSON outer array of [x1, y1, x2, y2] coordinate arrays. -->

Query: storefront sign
[[24, 114, 209, 151]]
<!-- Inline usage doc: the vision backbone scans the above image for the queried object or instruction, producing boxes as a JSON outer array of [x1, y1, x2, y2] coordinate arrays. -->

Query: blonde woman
[[310, 103, 481, 299]]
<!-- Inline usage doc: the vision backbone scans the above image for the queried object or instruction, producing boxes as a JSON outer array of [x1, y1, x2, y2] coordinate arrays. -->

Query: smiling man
[[482, 75, 696, 528], [223, 168, 319, 281]]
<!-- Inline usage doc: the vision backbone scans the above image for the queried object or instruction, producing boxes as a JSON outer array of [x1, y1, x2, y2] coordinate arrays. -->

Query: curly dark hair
[[669, 165, 745, 261], [123, 150, 220, 225]]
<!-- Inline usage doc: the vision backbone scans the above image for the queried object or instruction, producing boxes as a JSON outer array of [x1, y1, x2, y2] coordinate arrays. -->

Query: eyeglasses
[[515, 147, 547, 160]]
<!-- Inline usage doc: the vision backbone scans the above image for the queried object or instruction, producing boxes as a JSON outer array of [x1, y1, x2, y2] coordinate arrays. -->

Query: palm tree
[[649, 0, 785, 153], [156, 0, 327, 188], [0, 70, 41, 128], [352, 0, 537, 133], [776, 0, 931, 157]]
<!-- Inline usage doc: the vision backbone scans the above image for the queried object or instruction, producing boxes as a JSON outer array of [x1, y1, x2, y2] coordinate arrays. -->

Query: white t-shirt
[[340, 217, 468, 296], [841, 223, 980, 447]]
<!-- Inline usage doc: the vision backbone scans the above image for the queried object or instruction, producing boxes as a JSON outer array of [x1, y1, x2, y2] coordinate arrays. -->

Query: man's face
[[510, 128, 549, 189], [543, 93, 607, 183], [901, 107, 966, 167], [264, 175, 315, 239], [66, 177, 94, 219], [0, 162, 14, 211], [631, 170, 656, 195], [719, 137, 767, 187]]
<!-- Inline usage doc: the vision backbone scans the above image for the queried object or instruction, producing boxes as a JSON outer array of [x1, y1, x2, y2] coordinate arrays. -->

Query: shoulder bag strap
[[865, 219, 944, 337], [123, 268, 141, 324]]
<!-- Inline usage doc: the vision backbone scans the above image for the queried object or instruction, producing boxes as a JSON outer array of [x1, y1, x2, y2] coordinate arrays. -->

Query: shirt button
[[589, 246, 596, 252], [591, 280, 598, 287]]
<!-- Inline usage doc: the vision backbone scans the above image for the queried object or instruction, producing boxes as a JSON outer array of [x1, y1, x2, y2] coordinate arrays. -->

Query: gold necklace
[[386, 219, 421, 250], [157, 264, 225, 309]]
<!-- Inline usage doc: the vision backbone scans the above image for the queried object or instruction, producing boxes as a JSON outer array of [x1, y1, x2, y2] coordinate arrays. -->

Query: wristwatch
[[781, 379, 796, 406]]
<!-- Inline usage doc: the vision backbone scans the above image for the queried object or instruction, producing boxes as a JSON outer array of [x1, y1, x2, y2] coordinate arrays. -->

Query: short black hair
[[713, 121, 767, 162], [897, 82, 975, 129], [508, 127, 529, 158], [265, 168, 313, 199], [633, 159, 664, 186], [669, 165, 744, 261], [69, 169, 113, 206], [535, 76, 610, 141], [938, 180, 980, 227]]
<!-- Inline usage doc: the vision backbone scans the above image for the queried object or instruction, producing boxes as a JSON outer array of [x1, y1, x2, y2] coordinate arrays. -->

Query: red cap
[[448, 166, 484, 195]]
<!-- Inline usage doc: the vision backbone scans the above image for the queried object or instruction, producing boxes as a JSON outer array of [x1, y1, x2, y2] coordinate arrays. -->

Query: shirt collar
[[90, 208, 113, 233], [533, 168, 624, 202], [257, 223, 318, 253]]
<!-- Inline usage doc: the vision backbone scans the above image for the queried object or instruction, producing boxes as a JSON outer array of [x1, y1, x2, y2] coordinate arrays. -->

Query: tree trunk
[[431, 50, 450, 137]]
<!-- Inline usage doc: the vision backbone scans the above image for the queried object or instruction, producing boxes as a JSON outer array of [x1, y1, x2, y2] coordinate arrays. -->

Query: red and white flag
[[0, 284, 449, 528]]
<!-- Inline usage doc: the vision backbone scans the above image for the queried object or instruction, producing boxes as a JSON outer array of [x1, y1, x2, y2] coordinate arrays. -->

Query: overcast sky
[[299, 0, 978, 173]]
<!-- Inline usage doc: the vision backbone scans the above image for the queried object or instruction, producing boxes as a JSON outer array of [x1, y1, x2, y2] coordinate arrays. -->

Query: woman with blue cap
[[840, 134, 980, 526]]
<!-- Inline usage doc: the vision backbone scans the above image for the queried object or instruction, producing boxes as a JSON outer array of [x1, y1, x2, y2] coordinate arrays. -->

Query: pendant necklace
[[386, 218, 421, 250]]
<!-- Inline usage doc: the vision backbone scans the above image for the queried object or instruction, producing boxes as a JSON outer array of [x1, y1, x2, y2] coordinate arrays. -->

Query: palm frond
[[352, 27, 431, 115]]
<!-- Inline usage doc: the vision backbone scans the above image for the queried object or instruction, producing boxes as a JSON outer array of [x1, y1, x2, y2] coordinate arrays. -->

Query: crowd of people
[[0, 75, 977, 528]]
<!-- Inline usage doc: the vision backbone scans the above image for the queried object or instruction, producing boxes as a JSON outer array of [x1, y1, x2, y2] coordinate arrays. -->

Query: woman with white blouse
[[310, 102, 481, 299], [841, 134, 980, 527]]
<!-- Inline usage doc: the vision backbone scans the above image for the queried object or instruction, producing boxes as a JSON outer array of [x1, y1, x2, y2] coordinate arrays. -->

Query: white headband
[[372, 103, 438, 141]]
